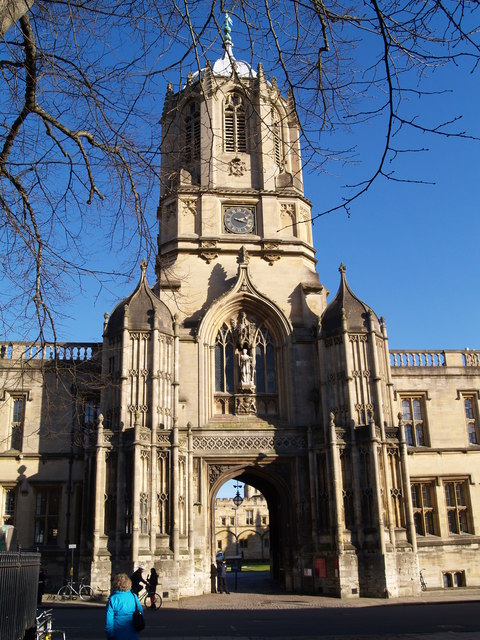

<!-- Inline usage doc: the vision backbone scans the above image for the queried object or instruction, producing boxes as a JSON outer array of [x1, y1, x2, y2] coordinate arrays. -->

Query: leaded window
[[34, 487, 61, 545], [83, 398, 100, 429], [463, 395, 479, 445], [2, 487, 16, 525], [411, 481, 437, 536], [401, 397, 427, 446], [214, 319, 276, 403], [445, 480, 471, 534], [215, 326, 234, 393], [254, 328, 276, 394], [10, 396, 25, 450]]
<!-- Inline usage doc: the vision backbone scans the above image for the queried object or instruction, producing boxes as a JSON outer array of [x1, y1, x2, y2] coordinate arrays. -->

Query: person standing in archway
[[217, 559, 230, 594]]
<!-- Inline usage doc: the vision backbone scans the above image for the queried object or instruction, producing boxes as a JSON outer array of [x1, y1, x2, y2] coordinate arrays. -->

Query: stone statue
[[240, 348, 254, 386]]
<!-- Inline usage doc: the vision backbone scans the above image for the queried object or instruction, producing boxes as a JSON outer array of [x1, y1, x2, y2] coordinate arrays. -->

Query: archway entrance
[[210, 463, 294, 592]]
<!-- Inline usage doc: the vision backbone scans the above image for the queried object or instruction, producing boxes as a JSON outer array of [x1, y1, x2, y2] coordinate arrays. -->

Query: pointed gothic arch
[[197, 255, 293, 425]]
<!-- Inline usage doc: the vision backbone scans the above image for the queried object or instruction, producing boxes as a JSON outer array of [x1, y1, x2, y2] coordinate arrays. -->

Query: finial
[[140, 258, 148, 279], [339, 262, 346, 274], [223, 12, 234, 57], [186, 71, 193, 86]]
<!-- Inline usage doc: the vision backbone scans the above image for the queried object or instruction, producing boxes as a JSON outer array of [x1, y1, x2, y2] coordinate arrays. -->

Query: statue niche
[[231, 312, 256, 393], [214, 311, 277, 417]]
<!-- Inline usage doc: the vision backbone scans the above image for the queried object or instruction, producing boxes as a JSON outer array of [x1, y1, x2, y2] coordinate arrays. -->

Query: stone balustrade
[[0, 341, 101, 362], [390, 349, 480, 368]]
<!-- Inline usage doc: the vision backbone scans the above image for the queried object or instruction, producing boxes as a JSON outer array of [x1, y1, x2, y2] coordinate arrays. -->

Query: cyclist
[[146, 568, 159, 609], [130, 565, 147, 596]]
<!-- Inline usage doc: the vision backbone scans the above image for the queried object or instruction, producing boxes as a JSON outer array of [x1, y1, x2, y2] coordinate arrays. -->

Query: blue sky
[[6, 6, 474, 353], [56, 52, 479, 352]]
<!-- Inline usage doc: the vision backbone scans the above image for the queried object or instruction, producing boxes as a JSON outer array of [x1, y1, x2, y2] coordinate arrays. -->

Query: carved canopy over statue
[[230, 311, 256, 391]]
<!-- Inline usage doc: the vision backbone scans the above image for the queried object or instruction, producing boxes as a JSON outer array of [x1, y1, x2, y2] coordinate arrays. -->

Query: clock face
[[224, 206, 255, 234]]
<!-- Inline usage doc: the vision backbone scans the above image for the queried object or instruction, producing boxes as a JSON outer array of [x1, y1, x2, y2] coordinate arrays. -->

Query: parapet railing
[[390, 350, 480, 368], [0, 341, 101, 362]]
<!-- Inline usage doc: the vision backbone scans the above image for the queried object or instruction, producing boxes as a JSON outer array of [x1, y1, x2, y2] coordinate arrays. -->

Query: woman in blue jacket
[[105, 573, 144, 640]]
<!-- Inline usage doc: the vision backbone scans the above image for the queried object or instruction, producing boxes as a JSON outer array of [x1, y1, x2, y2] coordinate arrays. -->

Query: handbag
[[132, 593, 145, 632]]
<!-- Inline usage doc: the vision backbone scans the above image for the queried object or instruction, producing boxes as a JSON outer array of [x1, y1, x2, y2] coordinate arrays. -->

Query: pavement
[[41, 570, 480, 611], [40, 573, 480, 640]]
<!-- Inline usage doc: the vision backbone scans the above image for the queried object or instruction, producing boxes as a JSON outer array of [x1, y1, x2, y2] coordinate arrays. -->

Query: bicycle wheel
[[79, 585, 94, 601], [57, 585, 71, 600], [144, 592, 162, 609]]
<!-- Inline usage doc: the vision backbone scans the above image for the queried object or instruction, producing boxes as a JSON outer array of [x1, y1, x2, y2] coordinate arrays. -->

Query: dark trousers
[[217, 576, 229, 593]]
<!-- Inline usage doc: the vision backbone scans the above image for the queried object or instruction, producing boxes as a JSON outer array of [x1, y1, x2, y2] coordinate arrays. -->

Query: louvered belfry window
[[271, 108, 282, 169], [224, 93, 246, 152], [184, 101, 200, 162]]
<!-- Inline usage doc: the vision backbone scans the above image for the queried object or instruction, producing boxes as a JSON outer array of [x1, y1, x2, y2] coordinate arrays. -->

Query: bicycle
[[57, 576, 94, 601], [35, 609, 66, 640], [138, 586, 163, 609], [419, 569, 427, 591]]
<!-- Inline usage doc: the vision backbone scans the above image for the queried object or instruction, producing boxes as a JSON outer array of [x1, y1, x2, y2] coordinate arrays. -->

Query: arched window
[[184, 101, 200, 163], [215, 324, 234, 392], [224, 93, 246, 153], [214, 315, 277, 416], [254, 327, 276, 393], [271, 108, 283, 170]]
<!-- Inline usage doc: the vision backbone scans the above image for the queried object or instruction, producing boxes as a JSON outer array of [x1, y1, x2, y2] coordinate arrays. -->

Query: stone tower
[[89, 17, 420, 598], [317, 264, 419, 597]]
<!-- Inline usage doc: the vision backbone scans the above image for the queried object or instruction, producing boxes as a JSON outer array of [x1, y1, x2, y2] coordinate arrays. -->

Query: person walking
[[130, 565, 147, 596], [146, 568, 159, 609], [217, 559, 230, 594], [105, 573, 144, 640]]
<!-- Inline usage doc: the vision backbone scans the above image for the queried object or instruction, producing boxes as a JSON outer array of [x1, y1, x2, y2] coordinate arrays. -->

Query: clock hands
[[234, 216, 248, 223]]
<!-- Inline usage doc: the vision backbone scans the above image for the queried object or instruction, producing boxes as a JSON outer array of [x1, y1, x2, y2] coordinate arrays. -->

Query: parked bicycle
[[138, 585, 162, 609], [35, 609, 66, 640], [57, 576, 94, 601], [419, 569, 427, 591]]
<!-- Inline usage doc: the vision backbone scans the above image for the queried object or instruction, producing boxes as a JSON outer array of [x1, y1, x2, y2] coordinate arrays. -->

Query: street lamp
[[232, 482, 244, 555], [232, 482, 243, 590]]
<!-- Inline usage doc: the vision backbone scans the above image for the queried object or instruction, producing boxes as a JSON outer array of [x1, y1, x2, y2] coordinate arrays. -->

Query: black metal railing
[[0, 551, 40, 640]]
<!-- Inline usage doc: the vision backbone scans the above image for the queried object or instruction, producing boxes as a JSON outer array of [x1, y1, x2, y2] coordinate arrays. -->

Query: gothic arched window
[[184, 101, 200, 163], [215, 324, 234, 393], [214, 315, 277, 416], [224, 93, 247, 153], [254, 327, 276, 393]]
